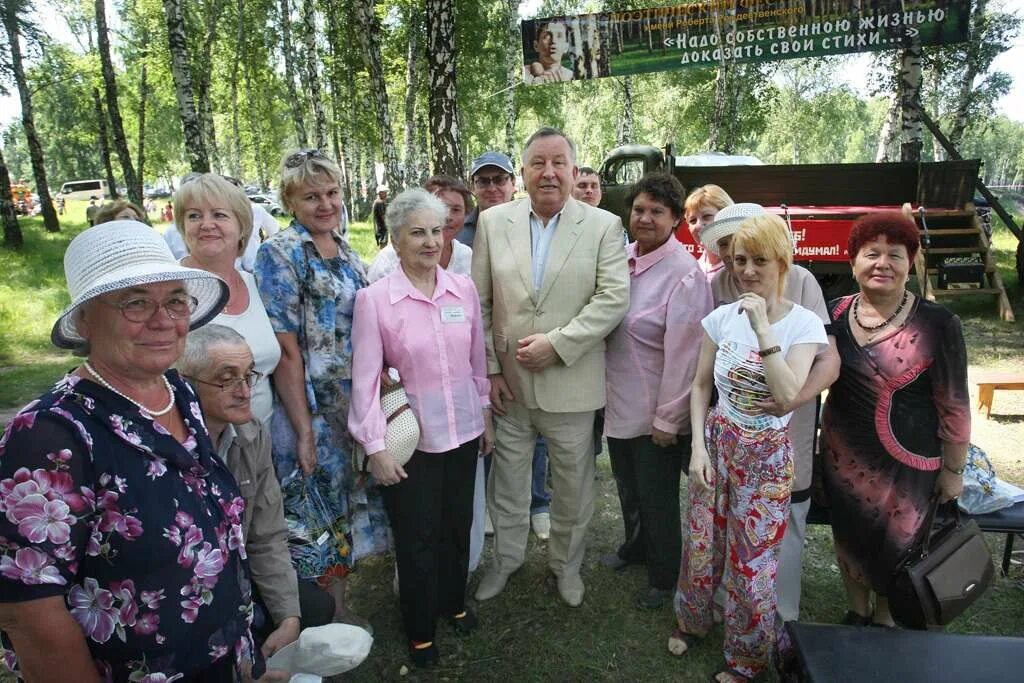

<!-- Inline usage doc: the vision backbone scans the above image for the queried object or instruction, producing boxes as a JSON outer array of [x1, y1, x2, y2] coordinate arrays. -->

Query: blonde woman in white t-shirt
[[176, 173, 281, 424], [669, 214, 827, 683]]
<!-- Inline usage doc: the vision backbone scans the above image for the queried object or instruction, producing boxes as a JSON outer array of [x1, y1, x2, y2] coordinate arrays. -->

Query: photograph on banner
[[521, 0, 970, 85]]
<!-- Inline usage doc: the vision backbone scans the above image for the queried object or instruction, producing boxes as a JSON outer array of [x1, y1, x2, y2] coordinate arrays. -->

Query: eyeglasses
[[473, 174, 512, 188], [102, 295, 198, 323], [187, 370, 263, 392], [284, 149, 326, 168]]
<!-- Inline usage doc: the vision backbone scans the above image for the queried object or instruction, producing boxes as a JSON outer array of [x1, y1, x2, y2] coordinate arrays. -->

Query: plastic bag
[[280, 468, 352, 579], [958, 444, 1024, 515]]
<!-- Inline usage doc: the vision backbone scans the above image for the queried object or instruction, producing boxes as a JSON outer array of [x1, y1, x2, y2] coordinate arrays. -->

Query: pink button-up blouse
[[604, 238, 712, 439], [349, 265, 490, 455]]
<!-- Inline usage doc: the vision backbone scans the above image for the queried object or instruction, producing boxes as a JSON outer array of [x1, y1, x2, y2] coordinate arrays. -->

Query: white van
[[58, 179, 110, 201]]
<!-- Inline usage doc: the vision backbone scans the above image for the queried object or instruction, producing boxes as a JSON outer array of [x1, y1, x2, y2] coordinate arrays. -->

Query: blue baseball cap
[[470, 151, 515, 177]]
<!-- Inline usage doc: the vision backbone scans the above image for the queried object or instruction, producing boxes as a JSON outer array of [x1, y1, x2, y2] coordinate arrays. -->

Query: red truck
[[597, 144, 1006, 312]]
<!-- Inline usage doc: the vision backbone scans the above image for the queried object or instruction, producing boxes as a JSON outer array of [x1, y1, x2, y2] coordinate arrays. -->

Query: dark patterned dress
[[0, 372, 259, 681], [820, 295, 971, 594]]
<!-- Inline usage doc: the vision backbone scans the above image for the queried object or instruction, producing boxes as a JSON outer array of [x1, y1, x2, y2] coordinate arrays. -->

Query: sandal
[[667, 628, 699, 656], [840, 610, 871, 626], [710, 668, 752, 683]]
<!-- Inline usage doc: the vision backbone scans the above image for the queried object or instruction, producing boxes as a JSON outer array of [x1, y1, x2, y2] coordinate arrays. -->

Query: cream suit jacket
[[471, 196, 629, 413]]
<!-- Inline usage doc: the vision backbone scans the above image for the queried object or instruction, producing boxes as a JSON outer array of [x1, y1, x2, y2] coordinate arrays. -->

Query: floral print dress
[[254, 222, 390, 579], [0, 372, 259, 682]]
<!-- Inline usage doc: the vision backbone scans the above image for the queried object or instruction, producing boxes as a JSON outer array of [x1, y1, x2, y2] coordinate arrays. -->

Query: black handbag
[[888, 497, 995, 629]]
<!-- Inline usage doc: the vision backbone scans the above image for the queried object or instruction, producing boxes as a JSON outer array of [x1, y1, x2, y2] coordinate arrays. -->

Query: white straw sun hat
[[51, 220, 229, 349], [699, 202, 767, 256]]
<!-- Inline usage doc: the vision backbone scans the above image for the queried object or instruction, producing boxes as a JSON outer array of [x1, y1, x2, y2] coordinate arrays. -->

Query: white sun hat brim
[[700, 202, 768, 256], [51, 220, 229, 349]]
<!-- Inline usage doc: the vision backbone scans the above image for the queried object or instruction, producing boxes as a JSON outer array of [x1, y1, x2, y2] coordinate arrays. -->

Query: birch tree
[[278, 0, 307, 147], [353, 0, 401, 191], [92, 87, 119, 197], [0, 144, 22, 249], [898, 39, 923, 162], [401, 3, 420, 187], [162, 0, 209, 171], [301, 0, 327, 151], [425, 0, 463, 178], [502, 0, 518, 159], [95, 0, 141, 205], [1, 0, 59, 232]]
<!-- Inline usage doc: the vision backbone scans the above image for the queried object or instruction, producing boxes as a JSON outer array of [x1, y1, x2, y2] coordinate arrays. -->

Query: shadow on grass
[[330, 456, 1024, 682]]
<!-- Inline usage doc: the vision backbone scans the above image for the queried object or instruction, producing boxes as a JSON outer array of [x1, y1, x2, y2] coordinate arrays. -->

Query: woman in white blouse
[[175, 173, 281, 424]]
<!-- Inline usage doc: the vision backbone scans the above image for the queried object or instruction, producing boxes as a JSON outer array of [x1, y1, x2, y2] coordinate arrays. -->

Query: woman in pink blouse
[[603, 173, 713, 609], [349, 188, 494, 668]]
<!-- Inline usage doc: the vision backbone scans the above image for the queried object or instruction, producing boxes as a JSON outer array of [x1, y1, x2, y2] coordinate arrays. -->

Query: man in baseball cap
[[457, 151, 515, 248]]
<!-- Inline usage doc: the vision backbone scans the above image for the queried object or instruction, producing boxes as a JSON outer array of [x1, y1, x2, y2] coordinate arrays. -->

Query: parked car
[[145, 186, 172, 199], [244, 185, 261, 196], [249, 193, 283, 216]]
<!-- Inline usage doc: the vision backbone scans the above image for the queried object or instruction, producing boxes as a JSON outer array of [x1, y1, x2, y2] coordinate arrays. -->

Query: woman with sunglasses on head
[[0, 221, 274, 681], [254, 149, 389, 629], [174, 173, 281, 426]]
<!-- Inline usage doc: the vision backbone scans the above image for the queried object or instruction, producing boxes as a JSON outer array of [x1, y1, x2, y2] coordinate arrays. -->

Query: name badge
[[441, 306, 466, 323]]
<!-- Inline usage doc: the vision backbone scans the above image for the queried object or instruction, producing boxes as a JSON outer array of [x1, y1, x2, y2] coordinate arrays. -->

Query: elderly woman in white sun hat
[[0, 220, 273, 682], [702, 203, 840, 626]]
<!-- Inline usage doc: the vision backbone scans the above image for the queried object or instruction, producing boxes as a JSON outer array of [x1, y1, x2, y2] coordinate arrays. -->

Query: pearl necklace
[[853, 290, 909, 332], [83, 361, 176, 417]]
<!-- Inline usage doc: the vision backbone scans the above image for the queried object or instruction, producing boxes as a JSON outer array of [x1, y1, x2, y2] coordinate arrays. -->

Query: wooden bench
[[786, 622, 1022, 682], [976, 372, 1024, 419]]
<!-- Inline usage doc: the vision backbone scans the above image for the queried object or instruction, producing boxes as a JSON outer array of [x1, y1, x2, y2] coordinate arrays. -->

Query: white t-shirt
[[366, 239, 473, 282], [211, 270, 282, 424], [702, 301, 827, 434]]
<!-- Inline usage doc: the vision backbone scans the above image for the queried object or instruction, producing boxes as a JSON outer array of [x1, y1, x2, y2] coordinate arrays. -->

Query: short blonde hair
[[174, 173, 253, 257], [730, 214, 793, 298], [278, 149, 344, 214], [684, 184, 734, 217]]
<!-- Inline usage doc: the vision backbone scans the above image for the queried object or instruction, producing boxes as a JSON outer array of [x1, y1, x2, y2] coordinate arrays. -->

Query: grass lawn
[[0, 204, 1021, 682]]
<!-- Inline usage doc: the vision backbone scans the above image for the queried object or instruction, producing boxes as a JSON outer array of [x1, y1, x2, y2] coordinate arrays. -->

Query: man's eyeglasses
[[102, 295, 198, 323], [187, 370, 263, 392], [284, 149, 327, 168], [473, 174, 512, 189]]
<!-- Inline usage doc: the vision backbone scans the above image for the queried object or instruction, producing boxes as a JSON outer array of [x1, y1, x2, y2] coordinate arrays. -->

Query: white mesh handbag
[[356, 381, 420, 473]]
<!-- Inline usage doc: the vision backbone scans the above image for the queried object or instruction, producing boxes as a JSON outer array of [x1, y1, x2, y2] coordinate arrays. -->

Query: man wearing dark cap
[[457, 151, 516, 248]]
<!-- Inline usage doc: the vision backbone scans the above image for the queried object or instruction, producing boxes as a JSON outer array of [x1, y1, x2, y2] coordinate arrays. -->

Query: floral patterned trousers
[[674, 407, 793, 679]]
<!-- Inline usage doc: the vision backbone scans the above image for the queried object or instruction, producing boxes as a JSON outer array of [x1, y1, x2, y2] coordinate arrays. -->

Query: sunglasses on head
[[284, 149, 327, 168]]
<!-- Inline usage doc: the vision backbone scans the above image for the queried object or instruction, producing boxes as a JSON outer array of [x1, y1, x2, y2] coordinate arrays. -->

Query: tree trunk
[[301, 0, 328, 151], [0, 145, 23, 249], [425, 0, 463, 178], [899, 40, 923, 163], [948, 0, 987, 150], [323, 0, 352, 203], [162, 0, 210, 171], [353, 0, 401, 191], [503, 0, 518, 159], [96, 0, 141, 206], [875, 94, 900, 162], [401, 4, 420, 188], [136, 61, 147, 199], [278, 0, 308, 147], [617, 76, 635, 145], [194, 1, 226, 174], [229, 0, 244, 178], [92, 88, 119, 198], [242, 56, 269, 191], [1, 1, 59, 232]]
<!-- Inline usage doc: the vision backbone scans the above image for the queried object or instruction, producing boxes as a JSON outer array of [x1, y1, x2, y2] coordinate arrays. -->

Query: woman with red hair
[[819, 211, 970, 628]]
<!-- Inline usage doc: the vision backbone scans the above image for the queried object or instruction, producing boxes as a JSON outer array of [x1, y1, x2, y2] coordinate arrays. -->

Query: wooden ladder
[[911, 208, 1015, 322]]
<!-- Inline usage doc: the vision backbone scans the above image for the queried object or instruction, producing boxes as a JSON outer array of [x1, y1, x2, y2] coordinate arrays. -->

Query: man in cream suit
[[472, 127, 629, 606]]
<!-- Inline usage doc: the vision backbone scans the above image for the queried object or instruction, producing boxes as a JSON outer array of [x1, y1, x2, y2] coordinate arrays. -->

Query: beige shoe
[[484, 509, 494, 536], [531, 512, 551, 540], [474, 569, 512, 601], [557, 573, 585, 607]]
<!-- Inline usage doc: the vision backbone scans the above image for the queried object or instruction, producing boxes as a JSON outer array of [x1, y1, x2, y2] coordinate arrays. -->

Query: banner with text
[[521, 0, 970, 85]]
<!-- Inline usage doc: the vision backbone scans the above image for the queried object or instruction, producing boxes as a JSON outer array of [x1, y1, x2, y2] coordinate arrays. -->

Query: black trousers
[[380, 440, 478, 643], [252, 578, 336, 644], [607, 435, 691, 590]]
